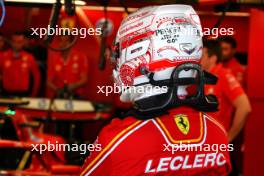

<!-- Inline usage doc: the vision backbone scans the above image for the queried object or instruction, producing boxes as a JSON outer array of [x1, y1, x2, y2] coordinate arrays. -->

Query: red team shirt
[[205, 64, 245, 130], [47, 49, 88, 97], [80, 107, 231, 176], [223, 58, 246, 87], [0, 50, 40, 96]]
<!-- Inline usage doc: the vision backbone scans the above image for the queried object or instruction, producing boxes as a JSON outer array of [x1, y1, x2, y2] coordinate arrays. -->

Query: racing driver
[[80, 5, 231, 176]]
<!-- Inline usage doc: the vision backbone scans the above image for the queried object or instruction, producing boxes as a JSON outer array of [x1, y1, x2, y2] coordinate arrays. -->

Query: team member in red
[[47, 35, 88, 98], [200, 39, 251, 142], [0, 32, 40, 97], [218, 36, 246, 87], [81, 5, 231, 176]]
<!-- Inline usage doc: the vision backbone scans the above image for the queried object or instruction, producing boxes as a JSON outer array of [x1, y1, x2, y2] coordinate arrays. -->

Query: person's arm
[[222, 70, 252, 142], [47, 81, 58, 91], [68, 74, 87, 91], [228, 94, 251, 142], [30, 56, 41, 97]]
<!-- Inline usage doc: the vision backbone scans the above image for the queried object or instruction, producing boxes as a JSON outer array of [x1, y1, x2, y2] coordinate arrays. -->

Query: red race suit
[[223, 58, 246, 88], [0, 50, 40, 96], [80, 107, 231, 176], [205, 64, 245, 131]]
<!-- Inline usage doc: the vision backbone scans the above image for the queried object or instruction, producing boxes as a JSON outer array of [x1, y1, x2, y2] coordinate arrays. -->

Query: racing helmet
[[111, 5, 218, 114]]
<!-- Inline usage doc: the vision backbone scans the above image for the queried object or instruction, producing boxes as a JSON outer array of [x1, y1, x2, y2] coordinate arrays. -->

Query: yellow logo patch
[[61, 18, 75, 29], [174, 114, 190, 135]]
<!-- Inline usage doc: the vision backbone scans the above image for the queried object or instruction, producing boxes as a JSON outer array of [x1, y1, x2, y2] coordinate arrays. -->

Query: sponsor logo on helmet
[[119, 22, 144, 35], [173, 17, 190, 24], [125, 11, 152, 22], [179, 43, 196, 55], [157, 46, 179, 57]]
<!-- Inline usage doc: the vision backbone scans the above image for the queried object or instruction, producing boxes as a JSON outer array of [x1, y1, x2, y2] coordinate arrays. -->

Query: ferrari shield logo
[[174, 114, 190, 135]]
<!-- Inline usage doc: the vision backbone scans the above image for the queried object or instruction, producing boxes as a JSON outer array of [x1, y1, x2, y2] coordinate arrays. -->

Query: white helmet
[[112, 5, 216, 113]]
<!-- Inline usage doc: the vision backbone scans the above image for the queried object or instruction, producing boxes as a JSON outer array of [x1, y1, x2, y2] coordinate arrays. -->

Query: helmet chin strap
[[132, 63, 219, 119]]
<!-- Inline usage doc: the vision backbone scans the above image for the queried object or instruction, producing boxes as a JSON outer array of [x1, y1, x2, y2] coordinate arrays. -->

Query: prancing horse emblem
[[174, 114, 190, 135]]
